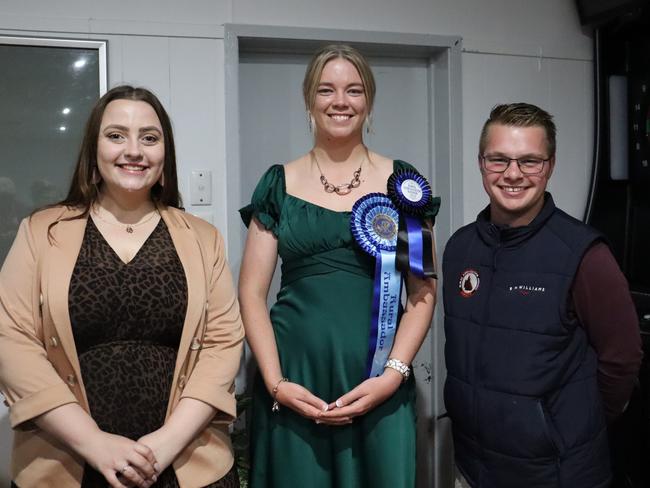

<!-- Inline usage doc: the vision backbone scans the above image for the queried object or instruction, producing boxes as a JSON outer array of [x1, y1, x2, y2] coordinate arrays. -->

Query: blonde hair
[[302, 44, 376, 116]]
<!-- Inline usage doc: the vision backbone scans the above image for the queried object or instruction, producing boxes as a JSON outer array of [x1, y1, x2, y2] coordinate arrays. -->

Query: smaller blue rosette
[[387, 169, 433, 216], [387, 169, 436, 279]]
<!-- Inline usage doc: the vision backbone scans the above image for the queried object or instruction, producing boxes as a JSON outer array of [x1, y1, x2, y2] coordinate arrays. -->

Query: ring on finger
[[120, 463, 130, 474]]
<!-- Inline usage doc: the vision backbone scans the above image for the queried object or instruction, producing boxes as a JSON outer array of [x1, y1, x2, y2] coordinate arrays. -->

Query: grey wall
[[0, 0, 594, 484]]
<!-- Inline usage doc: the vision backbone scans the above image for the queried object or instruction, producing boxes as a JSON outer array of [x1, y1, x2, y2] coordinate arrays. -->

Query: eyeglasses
[[480, 155, 550, 175]]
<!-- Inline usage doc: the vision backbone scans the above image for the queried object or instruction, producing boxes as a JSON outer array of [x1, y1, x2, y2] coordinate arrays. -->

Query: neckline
[[477, 192, 555, 248], [281, 160, 400, 214], [89, 216, 162, 266]]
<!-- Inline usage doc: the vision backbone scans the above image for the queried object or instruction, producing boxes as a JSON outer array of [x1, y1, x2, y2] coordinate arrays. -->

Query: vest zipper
[[474, 229, 501, 471]]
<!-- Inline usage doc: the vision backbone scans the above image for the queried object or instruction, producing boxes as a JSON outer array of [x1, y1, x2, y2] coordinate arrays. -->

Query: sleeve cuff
[[180, 385, 237, 424], [9, 383, 78, 430]]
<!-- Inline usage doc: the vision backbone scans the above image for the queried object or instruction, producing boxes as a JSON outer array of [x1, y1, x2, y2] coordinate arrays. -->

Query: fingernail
[[151, 475, 157, 482], [322, 404, 329, 412], [154, 463, 161, 472], [335, 399, 343, 408], [315, 419, 321, 424]]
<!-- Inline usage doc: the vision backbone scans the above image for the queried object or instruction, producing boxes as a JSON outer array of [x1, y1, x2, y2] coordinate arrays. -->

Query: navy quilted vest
[[442, 194, 611, 488]]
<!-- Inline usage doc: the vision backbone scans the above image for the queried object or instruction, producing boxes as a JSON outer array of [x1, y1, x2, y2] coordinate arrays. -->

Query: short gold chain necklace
[[92, 208, 159, 234], [311, 148, 368, 196]]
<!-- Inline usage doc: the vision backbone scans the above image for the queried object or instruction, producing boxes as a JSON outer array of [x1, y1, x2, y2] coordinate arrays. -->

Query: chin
[[324, 129, 362, 141]]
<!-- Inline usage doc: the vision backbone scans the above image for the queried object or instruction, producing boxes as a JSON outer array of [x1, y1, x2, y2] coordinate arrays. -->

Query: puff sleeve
[[238, 165, 285, 236]]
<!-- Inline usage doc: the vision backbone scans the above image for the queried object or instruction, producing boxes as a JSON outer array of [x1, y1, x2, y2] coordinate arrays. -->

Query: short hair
[[479, 103, 557, 157], [302, 44, 376, 115]]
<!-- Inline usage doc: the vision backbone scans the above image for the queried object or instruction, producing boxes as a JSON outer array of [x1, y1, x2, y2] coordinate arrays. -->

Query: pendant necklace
[[92, 208, 159, 233], [311, 148, 368, 196]]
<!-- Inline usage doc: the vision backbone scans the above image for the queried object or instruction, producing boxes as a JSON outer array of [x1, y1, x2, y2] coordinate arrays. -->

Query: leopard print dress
[[66, 218, 239, 488]]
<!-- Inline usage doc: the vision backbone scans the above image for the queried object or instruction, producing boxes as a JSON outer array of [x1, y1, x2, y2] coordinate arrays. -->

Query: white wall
[[463, 53, 594, 221], [0, 0, 594, 484]]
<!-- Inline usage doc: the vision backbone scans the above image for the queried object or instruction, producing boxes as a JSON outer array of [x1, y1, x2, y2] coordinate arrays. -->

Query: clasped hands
[[272, 368, 404, 425], [83, 427, 178, 488]]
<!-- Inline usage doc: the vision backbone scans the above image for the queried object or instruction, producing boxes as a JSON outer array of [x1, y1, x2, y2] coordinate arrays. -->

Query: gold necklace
[[311, 149, 367, 196], [92, 208, 159, 233]]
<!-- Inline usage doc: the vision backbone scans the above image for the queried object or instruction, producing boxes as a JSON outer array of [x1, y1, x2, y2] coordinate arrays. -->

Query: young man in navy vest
[[443, 103, 642, 488]]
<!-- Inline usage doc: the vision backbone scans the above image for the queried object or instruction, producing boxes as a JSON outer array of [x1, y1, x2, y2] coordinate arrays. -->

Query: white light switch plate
[[190, 170, 212, 205]]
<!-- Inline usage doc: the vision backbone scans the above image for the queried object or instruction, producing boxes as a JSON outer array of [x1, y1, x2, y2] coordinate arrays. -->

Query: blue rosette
[[350, 193, 402, 378], [387, 169, 433, 216], [387, 169, 437, 279], [350, 193, 399, 257]]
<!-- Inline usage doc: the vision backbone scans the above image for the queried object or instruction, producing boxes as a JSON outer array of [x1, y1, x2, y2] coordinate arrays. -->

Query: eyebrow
[[103, 124, 162, 134], [485, 151, 547, 158], [318, 82, 364, 88]]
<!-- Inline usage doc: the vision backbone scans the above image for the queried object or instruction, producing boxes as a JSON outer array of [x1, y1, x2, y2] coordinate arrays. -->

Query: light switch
[[190, 170, 212, 205]]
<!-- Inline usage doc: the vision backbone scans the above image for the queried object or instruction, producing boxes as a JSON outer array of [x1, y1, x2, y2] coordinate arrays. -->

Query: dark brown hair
[[39, 85, 182, 233], [479, 103, 557, 157]]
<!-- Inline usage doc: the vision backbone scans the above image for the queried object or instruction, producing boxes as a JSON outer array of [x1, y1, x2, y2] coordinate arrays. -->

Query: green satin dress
[[240, 160, 440, 488]]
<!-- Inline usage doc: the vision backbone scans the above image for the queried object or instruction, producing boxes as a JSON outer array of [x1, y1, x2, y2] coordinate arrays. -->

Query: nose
[[502, 159, 523, 179], [331, 89, 348, 108], [124, 137, 142, 160]]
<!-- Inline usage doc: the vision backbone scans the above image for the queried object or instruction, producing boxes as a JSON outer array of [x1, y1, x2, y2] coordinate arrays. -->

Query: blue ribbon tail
[[366, 251, 402, 377], [405, 215, 424, 277], [396, 215, 437, 279]]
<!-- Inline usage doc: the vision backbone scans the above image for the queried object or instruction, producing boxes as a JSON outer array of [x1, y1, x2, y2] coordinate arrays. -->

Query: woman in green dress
[[239, 45, 438, 488]]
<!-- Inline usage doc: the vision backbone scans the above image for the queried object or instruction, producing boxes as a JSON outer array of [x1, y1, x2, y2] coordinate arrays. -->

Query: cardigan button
[[178, 375, 186, 389], [39, 294, 44, 307], [49, 336, 58, 348], [66, 374, 77, 386], [190, 337, 201, 351]]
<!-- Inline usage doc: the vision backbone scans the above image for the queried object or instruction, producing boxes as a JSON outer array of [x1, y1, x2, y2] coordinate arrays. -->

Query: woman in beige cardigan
[[0, 86, 243, 488]]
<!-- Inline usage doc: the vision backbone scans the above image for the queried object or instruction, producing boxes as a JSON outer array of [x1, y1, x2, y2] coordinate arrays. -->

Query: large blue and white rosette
[[351, 193, 403, 378], [387, 169, 436, 279]]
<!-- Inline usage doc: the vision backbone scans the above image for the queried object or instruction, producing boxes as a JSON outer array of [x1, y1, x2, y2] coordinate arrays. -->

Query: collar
[[476, 192, 556, 248]]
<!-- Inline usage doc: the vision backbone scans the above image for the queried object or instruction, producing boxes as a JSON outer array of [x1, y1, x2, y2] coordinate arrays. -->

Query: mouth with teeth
[[116, 163, 148, 172], [500, 186, 527, 194], [328, 114, 354, 122]]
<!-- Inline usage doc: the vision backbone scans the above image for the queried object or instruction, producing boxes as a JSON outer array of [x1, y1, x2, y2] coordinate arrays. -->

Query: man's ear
[[546, 157, 556, 179]]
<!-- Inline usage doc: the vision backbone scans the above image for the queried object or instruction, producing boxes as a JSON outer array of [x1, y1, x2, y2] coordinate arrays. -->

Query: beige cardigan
[[0, 205, 244, 488]]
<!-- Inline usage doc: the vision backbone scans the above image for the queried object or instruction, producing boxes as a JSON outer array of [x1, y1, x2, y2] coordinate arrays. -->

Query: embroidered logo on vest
[[459, 269, 480, 297], [508, 284, 546, 296]]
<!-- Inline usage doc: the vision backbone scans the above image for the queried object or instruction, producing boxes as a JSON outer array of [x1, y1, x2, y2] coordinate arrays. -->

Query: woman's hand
[[33, 404, 158, 488], [136, 398, 217, 477], [274, 381, 338, 421], [137, 427, 180, 475], [319, 369, 403, 423], [81, 430, 158, 488]]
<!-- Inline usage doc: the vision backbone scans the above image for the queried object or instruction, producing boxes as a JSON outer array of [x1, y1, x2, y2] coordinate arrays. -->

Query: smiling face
[[311, 57, 368, 142], [480, 123, 554, 227], [96, 99, 165, 200]]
